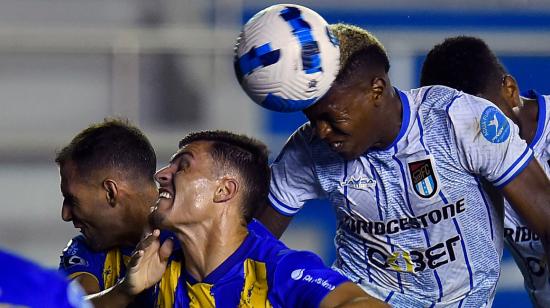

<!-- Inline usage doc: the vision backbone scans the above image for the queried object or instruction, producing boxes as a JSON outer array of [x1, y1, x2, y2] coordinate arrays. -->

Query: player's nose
[[315, 121, 332, 140], [154, 165, 172, 185], [61, 203, 72, 222]]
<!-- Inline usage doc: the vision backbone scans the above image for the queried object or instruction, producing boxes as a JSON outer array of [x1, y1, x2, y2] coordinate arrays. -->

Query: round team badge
[[480, 106, 510, 143]]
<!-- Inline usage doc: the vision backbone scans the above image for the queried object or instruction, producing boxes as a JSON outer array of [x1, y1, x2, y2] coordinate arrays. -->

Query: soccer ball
[[234, 4, 340, 112]]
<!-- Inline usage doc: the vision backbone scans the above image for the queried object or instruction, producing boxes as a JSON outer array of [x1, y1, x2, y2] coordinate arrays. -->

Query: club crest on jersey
[[408, 158, 439, 199]]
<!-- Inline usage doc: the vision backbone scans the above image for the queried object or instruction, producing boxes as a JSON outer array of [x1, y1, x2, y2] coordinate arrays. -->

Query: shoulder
[[59, 235, 107, 284], [409, 85, 462, 108], [247, 231, 325, 271], [61, 235, 89, 255], [248, 219, 275, 238], [275, 123, 314, 159], [60, 235, 103, 268]]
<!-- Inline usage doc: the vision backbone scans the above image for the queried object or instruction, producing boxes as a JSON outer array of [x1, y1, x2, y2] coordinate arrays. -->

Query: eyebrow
[[169, 149, 193, 164], [63, 193, 77, 203]]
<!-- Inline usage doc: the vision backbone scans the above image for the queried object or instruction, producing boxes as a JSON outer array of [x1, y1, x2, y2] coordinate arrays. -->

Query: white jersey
[[269, 86, 533, 307], [503, 90, 550, 308]]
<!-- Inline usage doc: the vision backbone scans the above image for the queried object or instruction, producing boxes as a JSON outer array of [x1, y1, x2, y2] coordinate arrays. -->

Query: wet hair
[[420, 36, 507, 96], [178, 130, 270, 223], [55, 118, 156, 182], [330, 23, 390, 87]]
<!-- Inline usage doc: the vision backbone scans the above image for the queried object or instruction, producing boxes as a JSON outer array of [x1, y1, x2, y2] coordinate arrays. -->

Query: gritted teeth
[[159, 191, 172, 199]]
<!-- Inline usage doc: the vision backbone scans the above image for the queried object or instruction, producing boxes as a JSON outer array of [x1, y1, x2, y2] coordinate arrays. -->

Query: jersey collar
[[521, 89, 547, 148], [380, 87, 411, 151], [183, 231, 256, 285]]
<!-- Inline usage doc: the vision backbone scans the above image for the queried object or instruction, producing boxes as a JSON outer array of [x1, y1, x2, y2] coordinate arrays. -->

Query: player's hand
[[120, 229, 174, 295]]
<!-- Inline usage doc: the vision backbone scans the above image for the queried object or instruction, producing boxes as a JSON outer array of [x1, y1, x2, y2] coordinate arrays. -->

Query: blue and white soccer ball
[[234, 4, 340, 112]]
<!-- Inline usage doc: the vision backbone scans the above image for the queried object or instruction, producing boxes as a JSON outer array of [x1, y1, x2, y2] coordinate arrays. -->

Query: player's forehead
[[305, 89, 352, 118], [169, 140, 212, 164]]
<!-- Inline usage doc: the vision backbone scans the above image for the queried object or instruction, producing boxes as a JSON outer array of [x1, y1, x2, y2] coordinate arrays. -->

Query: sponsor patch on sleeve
[[480, 106, 510, 143]]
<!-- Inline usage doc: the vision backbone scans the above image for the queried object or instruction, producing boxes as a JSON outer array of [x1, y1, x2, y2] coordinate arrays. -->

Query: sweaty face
[[151, 141, 218, 230], [60, 161, 124, 251], [304, 84, 379, 160]]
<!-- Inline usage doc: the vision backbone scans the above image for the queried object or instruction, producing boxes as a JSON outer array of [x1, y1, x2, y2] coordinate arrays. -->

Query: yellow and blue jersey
[[1, 248, 91, 308], [59, 234, 134, 290], [59, 231, 178, 305], [154, 220, 349, 307]]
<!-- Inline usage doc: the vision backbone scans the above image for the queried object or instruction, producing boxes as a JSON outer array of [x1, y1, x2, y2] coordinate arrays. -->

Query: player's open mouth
[[154, 189, 174, 212], [329, 141, 343, 151], [159, 191, 172, 199]]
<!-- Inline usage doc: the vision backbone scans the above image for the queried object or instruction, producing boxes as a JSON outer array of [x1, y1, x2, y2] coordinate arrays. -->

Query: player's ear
[[501, 74, 521, 109], [213, 177, 238, 203], [103, 179, 118, 207], [371, 77, 386, 105]]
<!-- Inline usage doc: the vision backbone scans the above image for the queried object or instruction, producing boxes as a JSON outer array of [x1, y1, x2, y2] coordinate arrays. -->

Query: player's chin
[[86, 237, 107, 252], [338, 148, 361, 160], [149, 209, 171, 230]]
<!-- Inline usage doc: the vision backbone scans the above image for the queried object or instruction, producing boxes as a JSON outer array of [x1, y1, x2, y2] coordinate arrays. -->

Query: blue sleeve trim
[[494, 149, 534, 189], [493, 147, 533, 188], [268, 191, 299, 216], [385, 291, 395, 302], [527, 90, 547, 148]]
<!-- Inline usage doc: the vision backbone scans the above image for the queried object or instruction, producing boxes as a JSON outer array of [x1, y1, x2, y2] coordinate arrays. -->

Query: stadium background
[[0, 0, 549, 306]]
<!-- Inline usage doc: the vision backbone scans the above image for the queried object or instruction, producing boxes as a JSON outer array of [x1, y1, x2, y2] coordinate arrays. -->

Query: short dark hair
[[420, 36, 507, 95], [330, 23, 390, 87], [55, 118, 156, 182], [178, 130, 270, 223]]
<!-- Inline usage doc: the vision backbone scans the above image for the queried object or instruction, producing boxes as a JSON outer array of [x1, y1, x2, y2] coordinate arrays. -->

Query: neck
[[121, 198, 152, 247], [377, 87, 403, 149], [176, 216, 248, 281], [515, 97, 540, 145]]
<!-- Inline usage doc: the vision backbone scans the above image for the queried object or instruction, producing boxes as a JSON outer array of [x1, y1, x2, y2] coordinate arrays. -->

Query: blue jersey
[[0, 248, 91, 308], [503, 90, 550, 307], [154, 220, 349, 307], [269, 86, 533, 307], [59, 231, 177, 305]]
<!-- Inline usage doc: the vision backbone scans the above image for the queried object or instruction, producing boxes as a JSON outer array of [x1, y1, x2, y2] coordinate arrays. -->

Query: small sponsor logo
[[340, 174, 376, 191], [291, 268, 336, 290], [480, 106, 510, 143], [408, 158, 439, 199], [291, 269, 305, 280], [62, 239, 79, 256], [62, 255, 88, 268]]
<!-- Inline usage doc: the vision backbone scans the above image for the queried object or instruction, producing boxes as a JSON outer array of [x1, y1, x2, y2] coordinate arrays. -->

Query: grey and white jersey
[[503, 90, 550, 308], [269, 86, 533, 307]]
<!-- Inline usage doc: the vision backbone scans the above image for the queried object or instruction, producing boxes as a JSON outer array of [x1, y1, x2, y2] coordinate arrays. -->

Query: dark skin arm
[[320, 282, 390, 308], [502, 159, 550, 265], [256, 203, 293, 239]]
